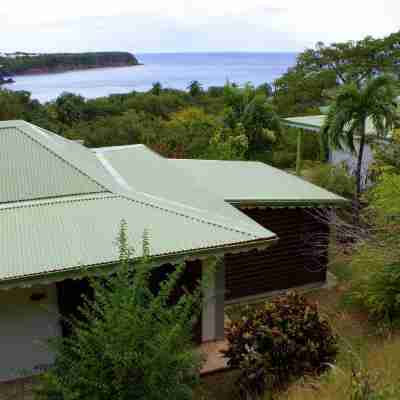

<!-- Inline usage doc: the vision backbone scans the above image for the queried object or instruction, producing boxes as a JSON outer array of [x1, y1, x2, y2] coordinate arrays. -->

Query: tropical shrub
[[348, 240, 400, 326], [349, 367, 400, 400], [271, 150, 296, 169], [354, 263, 400, 325], [223, 291, 338, 399], [35, 223, 203, 400], [206, 125, 248, 160], [303, 162, 355, 198]]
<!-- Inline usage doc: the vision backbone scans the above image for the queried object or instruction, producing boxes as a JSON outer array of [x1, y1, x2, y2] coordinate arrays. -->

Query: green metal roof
[[0, 121, 277, 286], [283, 115, 325, 132], [0, 121, 107, 203], [94, 145, 269, 235], [0, 194, 274, 285], [169, 159, 346, 206], [283, 115, 389, 137]]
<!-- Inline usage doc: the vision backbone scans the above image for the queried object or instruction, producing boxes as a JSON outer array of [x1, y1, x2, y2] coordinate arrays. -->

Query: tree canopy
[[298, 31, 400, 86]]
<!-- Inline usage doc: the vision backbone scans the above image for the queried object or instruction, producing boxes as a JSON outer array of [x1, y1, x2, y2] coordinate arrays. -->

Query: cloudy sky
[[1, 0, 399, 53]]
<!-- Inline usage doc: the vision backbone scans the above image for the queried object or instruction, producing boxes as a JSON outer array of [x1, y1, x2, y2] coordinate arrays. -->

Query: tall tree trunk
[[354, 120, 366, 222]]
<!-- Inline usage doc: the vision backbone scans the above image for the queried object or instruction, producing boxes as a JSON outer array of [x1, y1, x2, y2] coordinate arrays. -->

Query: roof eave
[[0, 236, 278, 290], [227, 198, 349, 208], [281, 120, 321, 132]]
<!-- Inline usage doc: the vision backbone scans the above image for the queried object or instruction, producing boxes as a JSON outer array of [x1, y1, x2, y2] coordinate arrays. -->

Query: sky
[[1, 0, 399, 53]]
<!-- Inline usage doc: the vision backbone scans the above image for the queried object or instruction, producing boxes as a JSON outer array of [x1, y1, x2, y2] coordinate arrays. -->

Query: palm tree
[[322, 75, 399, 211], [223, 83, 281, 158]]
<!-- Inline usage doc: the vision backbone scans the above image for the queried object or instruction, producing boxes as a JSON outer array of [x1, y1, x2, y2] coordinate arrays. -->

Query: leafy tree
[[84, 97, 123, 119], [0, 89, 45, 121], [160, 107, 220, 158], [322, 75, 399, 211], [298, 32, 400, 86], [123, 92, 188, 118], [36, 222, 203, 400], [64, 110, 162, 148], [273, 67, 337, 116], [255, 82, 272, 97], [223, 83, 281, 158], [187, 80, 203, 97], [206, 124, 248, 160], [151, 82, 162, 96], [54, 92, 86, 126]]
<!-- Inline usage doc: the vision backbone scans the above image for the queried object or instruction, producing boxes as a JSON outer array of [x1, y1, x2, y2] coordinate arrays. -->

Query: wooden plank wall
[[225, 208, 329, 301]]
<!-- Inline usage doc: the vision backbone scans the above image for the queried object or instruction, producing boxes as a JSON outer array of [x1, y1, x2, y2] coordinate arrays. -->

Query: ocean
[[4, 52, 297, 102]]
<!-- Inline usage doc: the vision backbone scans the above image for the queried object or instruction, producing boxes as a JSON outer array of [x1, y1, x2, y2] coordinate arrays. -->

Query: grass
[[198, 258, 400, 400], [279, 338, 400, 400]]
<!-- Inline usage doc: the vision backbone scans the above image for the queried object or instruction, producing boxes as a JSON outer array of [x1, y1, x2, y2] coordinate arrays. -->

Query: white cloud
[[1, 0, 399, 52]]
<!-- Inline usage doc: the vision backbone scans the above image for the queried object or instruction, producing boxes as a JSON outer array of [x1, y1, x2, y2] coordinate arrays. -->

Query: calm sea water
[[4, 52, 297, 102]]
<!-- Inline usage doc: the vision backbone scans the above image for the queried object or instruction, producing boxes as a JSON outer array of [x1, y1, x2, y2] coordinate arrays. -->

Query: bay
[[4, 52, 297, 102]]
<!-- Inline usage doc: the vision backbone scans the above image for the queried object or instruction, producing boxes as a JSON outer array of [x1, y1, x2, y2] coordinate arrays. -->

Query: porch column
[[296, 129, 303, 176], [201, 258, 225, 342]]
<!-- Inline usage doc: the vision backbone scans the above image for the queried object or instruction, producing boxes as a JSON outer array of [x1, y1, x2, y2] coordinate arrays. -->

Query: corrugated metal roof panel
[[0, 125, 105, 203], [94, 145, 269, 235], [0, 194, 274, 282], [170, 159, 346, 205], [0, 121, 278, 284], [283, 115, 325, 131], [283, 115, 386, 136]]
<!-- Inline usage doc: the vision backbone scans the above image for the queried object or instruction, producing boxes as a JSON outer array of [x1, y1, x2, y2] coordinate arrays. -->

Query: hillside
[[0, 52, 139, 76]]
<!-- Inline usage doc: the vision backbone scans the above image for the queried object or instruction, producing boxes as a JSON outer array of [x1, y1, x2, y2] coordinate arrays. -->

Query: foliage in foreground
[[36, 223, 203, 400], [223, 291, 338, 399]]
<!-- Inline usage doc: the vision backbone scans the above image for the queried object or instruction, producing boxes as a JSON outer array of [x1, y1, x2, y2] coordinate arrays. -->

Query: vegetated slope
[[0, 52, 140, 75]]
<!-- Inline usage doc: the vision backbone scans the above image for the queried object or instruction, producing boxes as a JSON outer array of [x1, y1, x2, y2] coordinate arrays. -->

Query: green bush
[[270, 150, 297, 169], [349, 367, 400, 400], [350, 262, 400, 325], [35, 223, 203, 400], [223, 291, 338, 398], [302, 162, 355, 198]]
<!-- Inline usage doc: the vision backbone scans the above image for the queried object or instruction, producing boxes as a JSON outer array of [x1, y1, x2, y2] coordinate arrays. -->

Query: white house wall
[[329, 143, 374, 187], [0, 284, 61, 382]]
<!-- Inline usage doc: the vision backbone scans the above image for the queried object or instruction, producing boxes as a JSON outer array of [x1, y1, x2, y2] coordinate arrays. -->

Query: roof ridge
[[2, 122, 272, 239], [0, 193, 119, 210], [118, 193, 262, 239], [14, 122, 111, 193], [93, 148, 269, 237]]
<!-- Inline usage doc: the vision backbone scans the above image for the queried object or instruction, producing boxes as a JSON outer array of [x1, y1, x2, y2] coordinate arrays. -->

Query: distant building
[[283, 114, 393, 187]]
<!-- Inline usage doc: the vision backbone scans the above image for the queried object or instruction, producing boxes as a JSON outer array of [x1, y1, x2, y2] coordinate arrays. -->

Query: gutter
[[227, 198, 349, 208]]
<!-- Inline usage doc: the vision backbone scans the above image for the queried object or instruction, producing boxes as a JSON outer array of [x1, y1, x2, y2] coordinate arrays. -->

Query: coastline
[[3, 52, 297, 102], [0, 78, 15, 86], [0, 51, 141, 84], [12, 62, 142, 77]]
